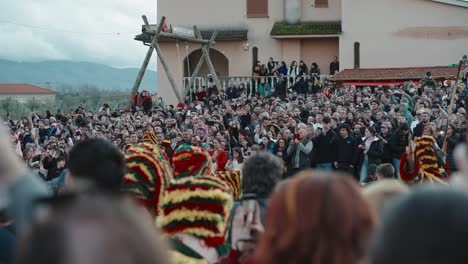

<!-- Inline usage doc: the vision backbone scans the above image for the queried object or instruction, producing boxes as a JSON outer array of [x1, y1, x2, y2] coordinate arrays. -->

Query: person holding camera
[[287, 128, 313, 176]]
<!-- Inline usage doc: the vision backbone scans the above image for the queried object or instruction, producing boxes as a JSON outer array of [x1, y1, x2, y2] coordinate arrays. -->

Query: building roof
[[270, 21, 342, 37], [330, 66, 459, 81], [0, 83, 58, 95], [135, 26, 248, 43], [430, 0, 468, 8]]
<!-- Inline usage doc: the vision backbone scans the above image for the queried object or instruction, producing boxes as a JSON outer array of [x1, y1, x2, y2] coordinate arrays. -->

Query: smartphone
[[294, 133, 300, 141]]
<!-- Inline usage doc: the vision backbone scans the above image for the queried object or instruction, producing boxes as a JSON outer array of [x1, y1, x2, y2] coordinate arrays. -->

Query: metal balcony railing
[[182, 75, 330, 95]]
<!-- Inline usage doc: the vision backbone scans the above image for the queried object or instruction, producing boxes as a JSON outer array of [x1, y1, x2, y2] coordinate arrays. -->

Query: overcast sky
[[0, 0, 157, 68]]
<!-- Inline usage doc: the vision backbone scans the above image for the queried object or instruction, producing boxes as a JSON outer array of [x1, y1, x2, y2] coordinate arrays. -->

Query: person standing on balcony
[[253, 61, 262, 77], [288, 61, 299, 79], [310, 62, 321, 76], [226, 83, 238, 100], [330, 56, 340, 75], [267, 57, 276, 75], [260, 64, 269, 77], [299, 60, 308, 76], [279, 61, 288, 76]]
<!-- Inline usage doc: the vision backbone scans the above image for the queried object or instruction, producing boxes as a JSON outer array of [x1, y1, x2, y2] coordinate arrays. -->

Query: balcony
[[182, 75, 331, 94]]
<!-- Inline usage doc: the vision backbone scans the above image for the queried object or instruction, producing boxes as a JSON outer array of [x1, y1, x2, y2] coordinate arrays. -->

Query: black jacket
[[333, 135, 356, 165], [380, 132, 393, 163], [314, 130, 336, 163], [388, 133, 409, 159], [367, 138, 384, 165]]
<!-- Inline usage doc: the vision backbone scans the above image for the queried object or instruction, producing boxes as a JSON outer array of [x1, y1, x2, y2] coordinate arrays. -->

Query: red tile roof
[[0, 83, 58, 95], [330, 66, 459, 81]]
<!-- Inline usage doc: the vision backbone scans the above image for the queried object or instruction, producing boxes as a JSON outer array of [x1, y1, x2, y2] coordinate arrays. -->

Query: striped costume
[[399, 136, 448, 184]]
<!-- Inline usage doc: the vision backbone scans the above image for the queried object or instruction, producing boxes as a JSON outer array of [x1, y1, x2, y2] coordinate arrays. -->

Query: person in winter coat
[[287, 128, 313, 176], [333, 124, 357, 177], [314, 117, 336, 171], [278, 61, 288, 76], [357, 127, 384, 183], [257, 78, 271, 97], [310, 62, 321, 76], [226, 85, 238, 100], [298, 60, 308, 76], [388, 124, 410, 178]]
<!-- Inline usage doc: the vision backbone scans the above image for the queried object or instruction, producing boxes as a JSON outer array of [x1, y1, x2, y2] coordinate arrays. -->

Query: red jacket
[[210, 149, 228, 172]]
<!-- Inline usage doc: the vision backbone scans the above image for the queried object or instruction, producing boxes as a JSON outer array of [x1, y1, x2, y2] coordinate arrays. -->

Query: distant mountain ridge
[[0, 59, 157, 92]]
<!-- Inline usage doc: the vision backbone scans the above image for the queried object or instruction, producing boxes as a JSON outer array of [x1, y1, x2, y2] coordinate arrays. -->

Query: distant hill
[[0, 59, 157, 92]]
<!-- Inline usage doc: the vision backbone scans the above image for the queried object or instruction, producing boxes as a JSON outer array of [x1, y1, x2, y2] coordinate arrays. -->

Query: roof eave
[[271, 33, 340, 39], [430, 0, 468, 8]]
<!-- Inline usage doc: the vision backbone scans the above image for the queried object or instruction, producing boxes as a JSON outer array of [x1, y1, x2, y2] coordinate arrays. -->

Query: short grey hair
[[242, 152, 283, 198]]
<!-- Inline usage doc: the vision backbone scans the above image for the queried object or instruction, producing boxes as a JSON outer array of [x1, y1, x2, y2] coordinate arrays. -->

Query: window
[[315, 0, 329, 8], [354, 42, 360, 69], [247, 0, 268, 17]]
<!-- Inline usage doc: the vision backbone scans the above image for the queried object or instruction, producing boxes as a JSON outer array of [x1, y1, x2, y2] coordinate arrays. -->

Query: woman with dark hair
[[371, 189, 468, 264], [209, 138, 228, 172], [274, 138, 289, 176], [310, 62, 321, 76], [298, 60, 308, 76], [358, 127, 384, 183], [225, 148, 244, 171], [260, 135, 275, 154], [278, 61, 288, 76], [255, 171, 375, 264]]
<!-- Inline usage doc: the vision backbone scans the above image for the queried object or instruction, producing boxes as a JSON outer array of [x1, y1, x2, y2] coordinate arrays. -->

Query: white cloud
[[0, 0, 157, 68]]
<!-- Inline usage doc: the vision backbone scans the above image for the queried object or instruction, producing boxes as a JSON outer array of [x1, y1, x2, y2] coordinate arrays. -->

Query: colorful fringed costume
[[172, 145, 213, 178], [121, 143, 173, 215], [158, 176, 234, 264], [217, 171, 241, 200], [399, 136, 448, 184], [171, 145, 242, 198]]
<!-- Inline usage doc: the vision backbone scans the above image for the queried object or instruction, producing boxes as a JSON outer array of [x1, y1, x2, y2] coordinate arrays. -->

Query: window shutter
[[315, 0, 329, 8], [247, 0, 268, 17]]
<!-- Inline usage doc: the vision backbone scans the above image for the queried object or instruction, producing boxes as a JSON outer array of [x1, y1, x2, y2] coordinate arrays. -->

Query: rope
[[176, 39, 182, 76], [185, 41, 191, 77]]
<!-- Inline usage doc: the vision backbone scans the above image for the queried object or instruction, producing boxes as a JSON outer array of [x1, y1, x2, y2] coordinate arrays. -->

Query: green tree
[[1, 97, 13, 117], [26, 98, 40, 112]]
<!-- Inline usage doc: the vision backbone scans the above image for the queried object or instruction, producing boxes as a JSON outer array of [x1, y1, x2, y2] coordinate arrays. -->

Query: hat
[[158, 176, 234, 247], [216, 171, 242, 200], [122, 143, 173, 215], [172, 145, 213, 179]]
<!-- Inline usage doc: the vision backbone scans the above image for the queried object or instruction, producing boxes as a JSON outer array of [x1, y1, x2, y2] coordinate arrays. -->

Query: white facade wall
[[340, 0, 468, 69]]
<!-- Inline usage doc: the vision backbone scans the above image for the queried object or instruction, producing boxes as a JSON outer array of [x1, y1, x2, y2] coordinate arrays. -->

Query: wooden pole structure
[[130, 15, 223, 104], [195, 27, 222, 92], [442, 60, 463, 151], [184, 27, 217, 97], [127, 16, 166, 108]]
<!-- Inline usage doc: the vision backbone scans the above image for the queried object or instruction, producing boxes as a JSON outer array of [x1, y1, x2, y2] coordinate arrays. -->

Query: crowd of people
[[1, 63, 468, 263]]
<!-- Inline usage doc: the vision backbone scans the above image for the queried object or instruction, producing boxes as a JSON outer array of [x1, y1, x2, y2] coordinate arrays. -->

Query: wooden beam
[[157, 32, 212, 44], [184, 28, 217, 96], [202, 45, 222, 92], [142, 15, 149, 26], [127, 45, 155, 108], [127, 16, 166, 108], [153, 41, 183, 103]]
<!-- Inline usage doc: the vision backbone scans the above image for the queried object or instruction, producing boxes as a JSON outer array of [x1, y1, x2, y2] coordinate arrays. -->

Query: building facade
[[151, 0, 468, 103], [0, 83, 58, 102]]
